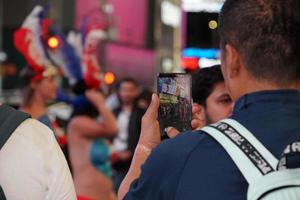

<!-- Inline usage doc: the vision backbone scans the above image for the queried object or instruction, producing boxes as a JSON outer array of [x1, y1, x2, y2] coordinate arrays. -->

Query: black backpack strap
[[0, 187, 6, 200], [0, 104, 30, 150]]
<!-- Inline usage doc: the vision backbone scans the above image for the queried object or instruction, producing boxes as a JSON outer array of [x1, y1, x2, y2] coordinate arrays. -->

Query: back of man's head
[[192, 65, 224, 106], [219, 0, 300, 86]]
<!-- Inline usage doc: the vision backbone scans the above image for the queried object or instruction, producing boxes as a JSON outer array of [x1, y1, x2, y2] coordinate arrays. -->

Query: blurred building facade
[[0, 0, 224, 102]]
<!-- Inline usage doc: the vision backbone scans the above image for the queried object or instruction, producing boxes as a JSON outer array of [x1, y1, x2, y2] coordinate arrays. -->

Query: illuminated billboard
[[182, 0, 225, 13]]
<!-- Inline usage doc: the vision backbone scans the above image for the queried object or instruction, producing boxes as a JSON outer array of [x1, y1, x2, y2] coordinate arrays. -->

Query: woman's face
[[34, 76, 58, 101]]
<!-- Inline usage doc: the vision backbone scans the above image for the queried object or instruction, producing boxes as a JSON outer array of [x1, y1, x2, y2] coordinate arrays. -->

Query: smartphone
[[157, 73, 192, 137]]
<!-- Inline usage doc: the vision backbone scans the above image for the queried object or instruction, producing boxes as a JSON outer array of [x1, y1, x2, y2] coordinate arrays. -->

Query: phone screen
[[157, 73, 192, 136]]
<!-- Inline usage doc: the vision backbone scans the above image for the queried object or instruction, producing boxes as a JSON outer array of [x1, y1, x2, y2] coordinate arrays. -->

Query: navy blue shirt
[[124, 90, 300, 200]]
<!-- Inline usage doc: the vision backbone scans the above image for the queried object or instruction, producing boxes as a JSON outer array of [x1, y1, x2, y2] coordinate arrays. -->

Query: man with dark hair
[[192, 65, 232, 126], [111, 78, 145, 191], [219, 0, 300, 88], [118, 0, 300, 199]]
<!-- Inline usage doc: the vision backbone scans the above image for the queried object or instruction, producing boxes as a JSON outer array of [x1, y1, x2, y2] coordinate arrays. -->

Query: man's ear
[[224, 44, 243, 79], [192, 103, 207, 125]]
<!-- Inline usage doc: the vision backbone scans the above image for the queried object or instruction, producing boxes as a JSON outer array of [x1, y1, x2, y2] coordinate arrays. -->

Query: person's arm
[[86, 90, 118, 135], [68, 116, 116, 138], [68, 90, 118, 138], [118, 94, 161, 200], [118, 144, 153, 200], [118, 94, 205, 199]]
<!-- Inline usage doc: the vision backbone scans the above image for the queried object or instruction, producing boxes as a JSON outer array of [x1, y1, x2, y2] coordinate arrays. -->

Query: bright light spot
[[162, 57, 173, 72], [104, 72, 116, 85], [208, 20, 218, 30], [199, 58, 220, 68], [182, 57, 199, 71], [0, 51, 7, 62], [48, 36, 60, 49]]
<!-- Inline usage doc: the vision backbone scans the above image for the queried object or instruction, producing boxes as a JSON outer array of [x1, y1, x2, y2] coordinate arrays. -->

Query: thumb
[[143, 93, 160, 119]]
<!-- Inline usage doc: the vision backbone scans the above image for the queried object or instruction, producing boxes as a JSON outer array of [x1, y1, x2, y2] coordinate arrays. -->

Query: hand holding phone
[[157, 73, 192, 137]]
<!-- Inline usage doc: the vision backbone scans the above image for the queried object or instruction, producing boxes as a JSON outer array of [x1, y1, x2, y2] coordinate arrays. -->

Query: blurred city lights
[[0, 51, 7, 62], [181, 57, 199, 70], [161, 1, 181, 27], [182, 0, 225, 13], [182, 48, 220, 59], [162, 58, 173, 72], [47, 36, 60, 49], [104, 72, 116, 85], [208, 20, 218, 29], [199, 58, 220, 68]]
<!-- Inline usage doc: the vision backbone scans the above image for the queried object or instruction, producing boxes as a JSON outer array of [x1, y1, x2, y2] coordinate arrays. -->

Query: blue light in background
[[182, 48, 220, 59]]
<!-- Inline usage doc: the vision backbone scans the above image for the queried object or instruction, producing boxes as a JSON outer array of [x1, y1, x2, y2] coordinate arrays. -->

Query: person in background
[[0, 87, 75, 199], [165, 65, 233, 137], [13, 5, 64, 138], [111, 78, 145, 191], [118, 0, 300, 199], [67, 82, 118, 200], [191, 65, 233, 129], [19, 66, 70, 161], [1, 50, 74, 199], [20, 66, 58, 129]]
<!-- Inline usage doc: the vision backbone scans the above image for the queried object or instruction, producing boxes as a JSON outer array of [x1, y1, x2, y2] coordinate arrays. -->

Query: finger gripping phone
[[157, 73, 192, 136]]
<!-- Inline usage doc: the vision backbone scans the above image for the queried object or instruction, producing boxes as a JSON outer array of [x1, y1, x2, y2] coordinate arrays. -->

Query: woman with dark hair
[[67, 82, 118, 200], [43, 14, 118, 198]]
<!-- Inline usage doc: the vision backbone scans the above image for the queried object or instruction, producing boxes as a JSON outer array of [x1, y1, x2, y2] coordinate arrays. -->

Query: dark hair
[[219, 0, 300, 86], [70, 80, 99, 118], [192, 65, 224, 106], [138, 88, 152, 103], [71, 79, 88, 95], [20, 67, 36, 85], [71, 102, 99, 118], [116, 77, 139, 90]]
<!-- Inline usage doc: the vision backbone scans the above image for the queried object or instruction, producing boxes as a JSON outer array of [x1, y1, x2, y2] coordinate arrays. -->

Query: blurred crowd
[[0, 5, 154, 199]]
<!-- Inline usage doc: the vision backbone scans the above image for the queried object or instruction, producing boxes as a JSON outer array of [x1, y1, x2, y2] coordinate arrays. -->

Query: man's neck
[[237, 78, 300, 100], [21, 95, 47, 119]]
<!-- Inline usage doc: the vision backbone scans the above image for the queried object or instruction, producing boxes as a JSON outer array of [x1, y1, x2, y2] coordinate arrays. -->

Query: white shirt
[[113, 110, 131, 152], [0, 119, 76, 200], [105, 93, 120, 111]]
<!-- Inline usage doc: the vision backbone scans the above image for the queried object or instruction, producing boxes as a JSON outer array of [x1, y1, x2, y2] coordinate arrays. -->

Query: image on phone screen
[[157, 73, 192, 136]]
